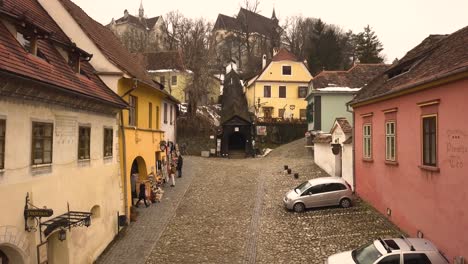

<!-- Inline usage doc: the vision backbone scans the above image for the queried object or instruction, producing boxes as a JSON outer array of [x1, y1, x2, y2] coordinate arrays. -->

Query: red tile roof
[[0, 0, 127, 108], [313, 64, 390, 89], [57, 0, 157, 87], [352, 26, 468, 105], [113, 13, 160, 30], [145, 51, 185, 71], [272, 48, 299, 62], [213, 8, 279, 37], [334, 118, 352, 134]]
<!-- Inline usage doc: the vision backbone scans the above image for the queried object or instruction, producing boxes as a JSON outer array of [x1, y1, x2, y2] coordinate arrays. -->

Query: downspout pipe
[[346, 102, 356, 192], [119, 78, 138, 219]]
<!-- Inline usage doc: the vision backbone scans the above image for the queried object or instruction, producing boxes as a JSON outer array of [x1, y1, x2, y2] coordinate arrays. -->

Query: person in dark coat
[[136, 182, 149, 207], [177, 155, 183, 178]]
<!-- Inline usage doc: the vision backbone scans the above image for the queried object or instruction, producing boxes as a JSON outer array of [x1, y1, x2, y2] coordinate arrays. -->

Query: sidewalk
[[96, 158, 194, 264]]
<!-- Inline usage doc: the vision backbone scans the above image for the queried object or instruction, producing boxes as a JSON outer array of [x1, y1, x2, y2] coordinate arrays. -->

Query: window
[[279, 86, 286, 98], [307, 184, 327, 195], [0, 119, 5, 169], [298, 86, 308, 98], [363, 124, 372, 159], [103, 128, 113, 157], [160, 76, 165, 85], [163, 103, 168, 124], [282, 65, 292, 75], [171, 75, 177, 86], [378, 255, 400, 264], [170, 105, 173, 125], [385, 121, 396, 161], [68, 53, 80, 73], [129, 95, 138, 126], [324, 183, 347, 192], [264, 86, 271, 98], [278, 109, 285, 119], [148, 102, 153, 128], [155, 106, 160, 129], [422, 116, 437, 166], [300, 109, 306, 120], [403, 253, 431, 264], [32, 122, 53, 165], [262, 107, 272, 118], [78, 126, 91, 160], [16, 31, 36, 55]]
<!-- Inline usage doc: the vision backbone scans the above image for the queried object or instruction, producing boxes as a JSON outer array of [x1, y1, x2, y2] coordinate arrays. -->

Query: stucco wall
[[342, 143, 354, 190], [0, 98, 121, 264], [353, 79, 468, 260], [309, 93, 354, 132], [314, 142, 335, 176]]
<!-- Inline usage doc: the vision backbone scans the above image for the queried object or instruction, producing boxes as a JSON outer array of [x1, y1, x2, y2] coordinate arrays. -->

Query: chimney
[[262, 54, 267, 69], [273, 47, 279, 56], [124, 9, 129, 18]]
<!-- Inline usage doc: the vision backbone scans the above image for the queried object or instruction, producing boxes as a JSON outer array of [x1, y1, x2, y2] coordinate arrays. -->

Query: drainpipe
[[346, 103, 356, 192], [119, 79, 138, 218]]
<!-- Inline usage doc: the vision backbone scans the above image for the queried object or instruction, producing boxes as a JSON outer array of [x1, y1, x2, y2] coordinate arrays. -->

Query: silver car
[[283, 177, 353, 212], [326, 237, 449, 264]]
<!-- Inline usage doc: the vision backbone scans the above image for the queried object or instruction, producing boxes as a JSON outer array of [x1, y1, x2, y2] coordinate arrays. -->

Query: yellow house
[[245, 48, 313, 120], [145, 51, 221, 105], [41, 0, 180, 217]]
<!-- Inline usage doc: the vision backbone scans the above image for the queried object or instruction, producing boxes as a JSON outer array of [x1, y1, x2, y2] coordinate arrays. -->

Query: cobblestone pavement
[[96, 159, 195, 264], [144, 139, 403, 264]]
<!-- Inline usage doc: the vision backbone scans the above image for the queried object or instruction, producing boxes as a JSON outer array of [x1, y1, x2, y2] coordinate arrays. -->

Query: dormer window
[[68, 52, 80, 73], [16, 31, 37, 55]]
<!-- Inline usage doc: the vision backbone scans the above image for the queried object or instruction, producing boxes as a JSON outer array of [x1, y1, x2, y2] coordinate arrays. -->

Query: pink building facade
[[351, 27, 468, 261]]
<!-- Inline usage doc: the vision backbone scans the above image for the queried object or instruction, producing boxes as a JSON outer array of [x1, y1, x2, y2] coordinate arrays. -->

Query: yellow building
[[145, 51, 221, 105], [245, 48, 313, 120], [41, 0, 180, 218]]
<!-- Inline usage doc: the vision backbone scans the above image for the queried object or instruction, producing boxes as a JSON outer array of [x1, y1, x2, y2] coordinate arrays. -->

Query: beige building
[[0, 0, 127, 263], [107, 2, 170, 53], [245, 48, 313, 120]]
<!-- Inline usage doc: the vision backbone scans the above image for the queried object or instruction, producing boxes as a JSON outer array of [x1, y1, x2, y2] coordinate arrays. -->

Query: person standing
[[169, 163, 176, 187], [136, 182, 149, 208], [177, 155, 183, 178]]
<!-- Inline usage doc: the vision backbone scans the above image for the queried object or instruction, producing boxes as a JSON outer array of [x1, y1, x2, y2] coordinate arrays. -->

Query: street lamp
[[58, 228, 66, 242], [84, 216, 91, 227]]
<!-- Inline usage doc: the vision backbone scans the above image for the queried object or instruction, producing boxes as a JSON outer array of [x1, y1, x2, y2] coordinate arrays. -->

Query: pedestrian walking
[[136, 182, 149, 207], [161, 160, 168, 184], [169, 163, 176, 187], [177, 155, 183, 178]]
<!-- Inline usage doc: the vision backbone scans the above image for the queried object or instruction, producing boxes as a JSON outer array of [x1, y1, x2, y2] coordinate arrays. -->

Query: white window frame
[[385, 121, 396, 161], [363, 124, 372, 159]]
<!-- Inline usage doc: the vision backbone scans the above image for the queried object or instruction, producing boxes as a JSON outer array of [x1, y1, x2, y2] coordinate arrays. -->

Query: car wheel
[[293, 202, 305, 213], [340, 198, 351, 208]]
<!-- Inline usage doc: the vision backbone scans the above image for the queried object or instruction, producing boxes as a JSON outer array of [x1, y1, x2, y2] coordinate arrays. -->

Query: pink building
[[350, 26, 468, 262]]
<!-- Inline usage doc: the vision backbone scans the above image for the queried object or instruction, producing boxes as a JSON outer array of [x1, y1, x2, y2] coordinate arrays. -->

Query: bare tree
[[240, 0, 260, 13], [161, 10, 183, 50]]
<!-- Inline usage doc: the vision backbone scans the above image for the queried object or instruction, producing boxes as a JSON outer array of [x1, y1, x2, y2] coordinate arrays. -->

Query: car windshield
[[295, 181, 311, 194], [352, 242, 383, 264]]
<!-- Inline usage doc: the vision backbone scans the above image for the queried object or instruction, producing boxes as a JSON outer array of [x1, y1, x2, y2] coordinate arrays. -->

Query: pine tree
[[355, 25, 384, 63]]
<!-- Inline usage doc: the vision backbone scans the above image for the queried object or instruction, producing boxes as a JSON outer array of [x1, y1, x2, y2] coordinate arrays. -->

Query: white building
[[313, 118, 354, 189], [0, 1, 127, 263]]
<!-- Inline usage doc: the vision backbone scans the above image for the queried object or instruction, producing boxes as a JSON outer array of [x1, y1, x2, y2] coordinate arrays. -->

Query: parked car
[[326, 237, 449, 264], [283, 177, 353, 212]]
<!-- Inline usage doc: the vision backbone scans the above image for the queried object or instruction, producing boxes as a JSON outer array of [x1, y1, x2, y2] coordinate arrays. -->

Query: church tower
[[139, 0, 144, 18], [271, 8, 278, 24]]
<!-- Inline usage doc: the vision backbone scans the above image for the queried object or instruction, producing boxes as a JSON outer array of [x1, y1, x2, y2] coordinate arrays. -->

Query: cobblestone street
[[101, 139, 402, 264]]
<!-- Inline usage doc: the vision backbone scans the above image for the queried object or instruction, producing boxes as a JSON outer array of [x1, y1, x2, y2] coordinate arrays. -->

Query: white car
[[326, 237, 449, 264]]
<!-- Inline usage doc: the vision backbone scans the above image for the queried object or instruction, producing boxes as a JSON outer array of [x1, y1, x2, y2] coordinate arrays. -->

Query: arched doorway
[[0, 244, 26, 264], [130, 157, 148, 206]]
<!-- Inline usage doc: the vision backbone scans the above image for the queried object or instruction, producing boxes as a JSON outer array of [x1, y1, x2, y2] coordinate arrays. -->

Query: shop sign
[[234, 127, 239, 132], [25, 209, 53, 218], [257, 126, 267, 136]]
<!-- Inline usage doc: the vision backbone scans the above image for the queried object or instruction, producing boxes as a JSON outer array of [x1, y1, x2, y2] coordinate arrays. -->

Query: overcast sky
[[72, 0, 468, 62]]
